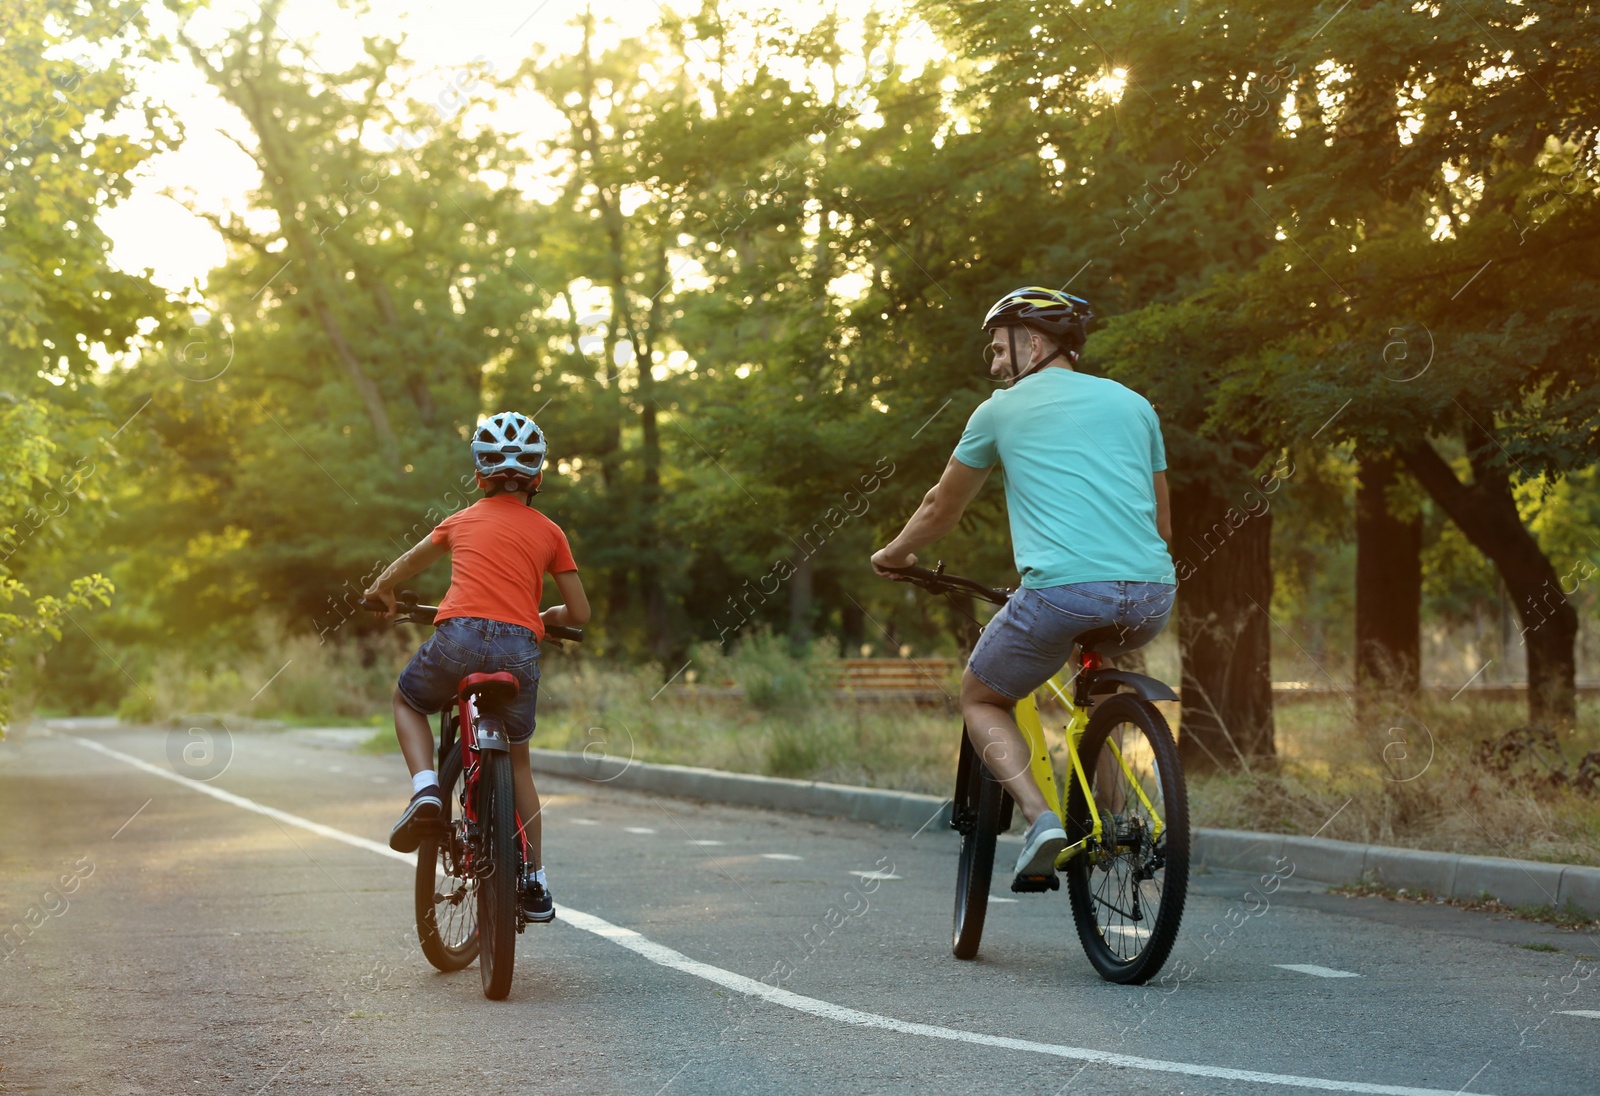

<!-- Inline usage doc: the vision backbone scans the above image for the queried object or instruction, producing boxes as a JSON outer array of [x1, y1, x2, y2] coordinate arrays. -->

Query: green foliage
[[11, 0, 1599, 725]]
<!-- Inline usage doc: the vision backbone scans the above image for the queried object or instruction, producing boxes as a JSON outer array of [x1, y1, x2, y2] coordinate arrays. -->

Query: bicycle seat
[[458, 671, 520, 710]]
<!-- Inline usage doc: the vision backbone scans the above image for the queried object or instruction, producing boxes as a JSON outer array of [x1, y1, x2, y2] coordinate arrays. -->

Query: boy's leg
[[509, 742, 542, 871], [393, 688, 435, 776]]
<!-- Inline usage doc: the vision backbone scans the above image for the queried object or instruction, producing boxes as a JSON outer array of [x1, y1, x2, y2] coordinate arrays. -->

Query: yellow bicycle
[[893, 563, 1188, 985]]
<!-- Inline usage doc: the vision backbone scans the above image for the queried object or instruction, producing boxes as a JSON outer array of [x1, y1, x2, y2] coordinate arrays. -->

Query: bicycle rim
[[477, 750, 519, 1000], [415, 741, 479, 971], [1065, 694, 1189, 984]]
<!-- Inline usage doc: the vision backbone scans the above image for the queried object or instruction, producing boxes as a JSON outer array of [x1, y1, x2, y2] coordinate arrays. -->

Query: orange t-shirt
[[429, 495, 577, 639]]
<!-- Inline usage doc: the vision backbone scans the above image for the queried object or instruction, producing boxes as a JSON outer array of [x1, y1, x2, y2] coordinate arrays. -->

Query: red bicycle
[[362, 594, 582, 1000]]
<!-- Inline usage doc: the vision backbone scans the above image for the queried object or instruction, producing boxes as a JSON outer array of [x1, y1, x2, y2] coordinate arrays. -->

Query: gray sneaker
[[1014, 810, 1068, 879]]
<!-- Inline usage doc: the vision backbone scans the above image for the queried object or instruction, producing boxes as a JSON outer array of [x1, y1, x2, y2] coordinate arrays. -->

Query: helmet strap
[[1010, 328, 1063, 385]]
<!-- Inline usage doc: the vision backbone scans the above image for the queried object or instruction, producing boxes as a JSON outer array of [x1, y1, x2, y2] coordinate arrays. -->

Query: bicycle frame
[[1012, 659, 1167, 870], [439, 694, 532, 878]]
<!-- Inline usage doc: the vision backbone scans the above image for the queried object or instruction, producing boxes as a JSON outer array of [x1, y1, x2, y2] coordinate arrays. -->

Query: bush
[[722, 628, 831, 713]]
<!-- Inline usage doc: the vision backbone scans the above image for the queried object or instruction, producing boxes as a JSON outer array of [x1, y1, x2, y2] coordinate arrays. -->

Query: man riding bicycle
[[872, 287, 1176, 889]]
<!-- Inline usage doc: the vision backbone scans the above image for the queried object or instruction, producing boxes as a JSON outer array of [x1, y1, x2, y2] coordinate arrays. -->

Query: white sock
[[412, 770, 438, 794], [530, 867, 546, 885]]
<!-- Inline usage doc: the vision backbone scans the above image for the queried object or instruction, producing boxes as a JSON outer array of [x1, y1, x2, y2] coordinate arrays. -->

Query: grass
[[1330, 880, 1600, 931], [93, 620, 1600, 868], [1190, 695, 1600, 866]]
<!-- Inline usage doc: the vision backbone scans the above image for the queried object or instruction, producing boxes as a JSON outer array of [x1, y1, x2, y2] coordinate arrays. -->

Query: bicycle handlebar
[[356, 596, 584, 643], [880, 562, 1012, 607]]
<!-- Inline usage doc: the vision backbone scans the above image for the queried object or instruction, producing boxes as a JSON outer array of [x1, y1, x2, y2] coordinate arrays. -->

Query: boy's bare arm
[[541, 569, 590, 628], [363, 535, 449, 616]]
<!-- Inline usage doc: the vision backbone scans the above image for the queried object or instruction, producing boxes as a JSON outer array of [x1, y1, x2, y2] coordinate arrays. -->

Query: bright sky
[[101, 0, 933, 298], [102, 0, 676, 293]]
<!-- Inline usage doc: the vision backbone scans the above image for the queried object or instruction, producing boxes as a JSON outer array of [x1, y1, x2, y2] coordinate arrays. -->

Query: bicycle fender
[[475, 718, 511, 753], [1086, 670, 1178, 703]]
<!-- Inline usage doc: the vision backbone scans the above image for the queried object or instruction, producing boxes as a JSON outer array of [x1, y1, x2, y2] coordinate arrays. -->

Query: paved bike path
[[1, 723, 1595, 1094]]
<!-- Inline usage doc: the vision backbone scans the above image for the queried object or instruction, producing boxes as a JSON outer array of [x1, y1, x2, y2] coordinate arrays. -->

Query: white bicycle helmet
[[471, 412, 546, 481]]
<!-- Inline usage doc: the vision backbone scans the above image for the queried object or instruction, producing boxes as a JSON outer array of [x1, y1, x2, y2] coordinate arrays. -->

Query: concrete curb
[[1192, 828, 1599, 917], [530, 749, 1600, 918]]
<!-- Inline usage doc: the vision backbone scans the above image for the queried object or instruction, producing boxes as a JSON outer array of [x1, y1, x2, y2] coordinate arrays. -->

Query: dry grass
[[116, 620, 1600, 866], [1190, 696, 1600, 866], [115, 620, 409, 726], [529, 653, 960, 793]]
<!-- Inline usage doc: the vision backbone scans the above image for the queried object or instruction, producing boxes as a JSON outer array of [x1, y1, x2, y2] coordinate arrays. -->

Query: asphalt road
[[2, 720, 1597, 1096]]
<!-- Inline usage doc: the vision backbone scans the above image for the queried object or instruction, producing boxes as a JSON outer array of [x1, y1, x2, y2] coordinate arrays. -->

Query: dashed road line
[[1274, 964, 1360, 979]]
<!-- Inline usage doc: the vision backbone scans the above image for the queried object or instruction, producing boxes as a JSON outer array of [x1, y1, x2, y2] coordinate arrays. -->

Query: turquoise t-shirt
[[952, 369, 1175, 588]]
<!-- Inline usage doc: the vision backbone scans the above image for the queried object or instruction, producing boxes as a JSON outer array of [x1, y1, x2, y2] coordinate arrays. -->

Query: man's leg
[[509, 742, 542, 871], [960, 668, 1050, 825], [393, 688, 434, 776]]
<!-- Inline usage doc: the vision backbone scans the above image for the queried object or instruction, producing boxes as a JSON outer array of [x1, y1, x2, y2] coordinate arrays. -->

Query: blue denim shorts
[[397, 617, 541, 744], [967, 581, 1176, 701]]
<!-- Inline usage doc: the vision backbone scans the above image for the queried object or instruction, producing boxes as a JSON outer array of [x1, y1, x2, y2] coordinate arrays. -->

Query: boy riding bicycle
[[364, 411, 590, 924]]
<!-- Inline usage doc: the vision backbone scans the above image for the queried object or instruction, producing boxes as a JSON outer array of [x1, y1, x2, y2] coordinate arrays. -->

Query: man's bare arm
[[1154, 470, 1172, 545], [872, 457, 992, 575]]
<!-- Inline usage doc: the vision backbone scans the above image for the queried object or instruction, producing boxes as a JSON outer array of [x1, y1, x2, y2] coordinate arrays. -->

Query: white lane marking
[[1556, 1010, 1600, 1019], [1274, 964, 1360, 979], [68, 734, 1488, 1096], [569, 818, 600, 826], [688, 840, 724, 847], [849, 870, 902, 882], [989, 896, 1018, 904], [624, 826, 657, 835], [761, 853, 803, 861]]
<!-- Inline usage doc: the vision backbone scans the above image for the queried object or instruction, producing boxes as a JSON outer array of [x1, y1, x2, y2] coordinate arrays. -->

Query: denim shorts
[[967, 581, 1176, 701], [397, 617, 541, 744]]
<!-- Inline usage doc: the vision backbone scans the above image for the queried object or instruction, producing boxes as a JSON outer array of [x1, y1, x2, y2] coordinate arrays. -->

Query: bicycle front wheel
[[415, 741, 478, 971], [952, 729, 1006, 960], [1064, 694, 1189, 984], [477, 750, 520, 1000]]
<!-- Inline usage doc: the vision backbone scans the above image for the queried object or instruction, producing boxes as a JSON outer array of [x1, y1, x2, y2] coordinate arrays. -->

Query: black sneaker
[[520, 874, 555, 923], [389, 785, 442, 853]]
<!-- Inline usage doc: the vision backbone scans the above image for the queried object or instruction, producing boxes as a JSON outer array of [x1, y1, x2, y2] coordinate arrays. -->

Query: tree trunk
[[636, 244, 672, 664], [1400, 438, 1577, 727], [788, 555, 814, 647], [1171, 480, 1276, 771], [1355, 452, 1421, 704]]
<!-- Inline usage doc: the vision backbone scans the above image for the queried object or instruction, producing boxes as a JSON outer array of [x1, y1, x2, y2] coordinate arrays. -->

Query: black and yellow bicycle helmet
[[982, 286, 1094, 356]]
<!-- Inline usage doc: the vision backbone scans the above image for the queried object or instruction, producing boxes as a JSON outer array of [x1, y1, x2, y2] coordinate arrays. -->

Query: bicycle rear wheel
[[477, 750, 519, 1000], [952, 729, 1007, 960], [415, 741, 478, 971], [1064, 694, 1189, 984]]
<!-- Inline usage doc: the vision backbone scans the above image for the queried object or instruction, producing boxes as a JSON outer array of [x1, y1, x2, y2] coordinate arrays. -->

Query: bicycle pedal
[[1010, 872, 1061, 894]]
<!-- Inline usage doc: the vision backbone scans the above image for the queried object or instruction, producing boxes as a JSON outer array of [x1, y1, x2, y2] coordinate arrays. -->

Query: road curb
[[1192, 828, 1600, 917], [530, 749, 1600, 917]]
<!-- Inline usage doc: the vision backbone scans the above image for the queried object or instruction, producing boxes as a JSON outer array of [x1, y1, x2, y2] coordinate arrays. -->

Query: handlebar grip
[[546, 625, 584, 643]]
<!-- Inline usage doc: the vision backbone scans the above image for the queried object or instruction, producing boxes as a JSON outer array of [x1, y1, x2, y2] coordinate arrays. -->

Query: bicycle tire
[[415, 741, 478, 972], [1064, 693, 1189, 985], [952, 731, 1006, 960], [477, 750, 520, 1000]]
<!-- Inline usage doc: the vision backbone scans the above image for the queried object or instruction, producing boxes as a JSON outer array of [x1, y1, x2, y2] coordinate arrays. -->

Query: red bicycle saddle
[[458, 671, 519, 709]]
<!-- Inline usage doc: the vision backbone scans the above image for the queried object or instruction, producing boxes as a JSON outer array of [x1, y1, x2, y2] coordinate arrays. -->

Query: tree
[[1, 0, 173, 723]]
